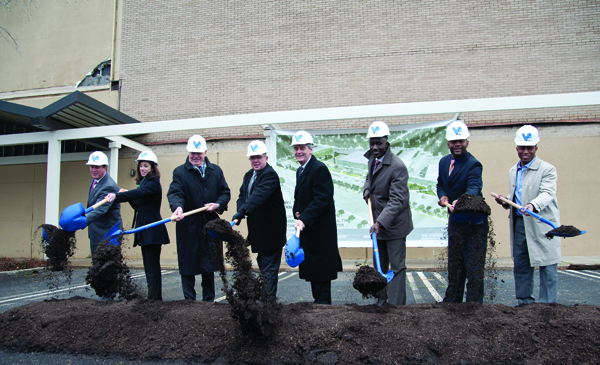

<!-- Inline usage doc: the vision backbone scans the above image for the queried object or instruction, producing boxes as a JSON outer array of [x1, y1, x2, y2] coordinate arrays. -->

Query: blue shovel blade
[[207, 221, 236, 239], [102, 221, 124, 245], [284, 233, 304, 268]]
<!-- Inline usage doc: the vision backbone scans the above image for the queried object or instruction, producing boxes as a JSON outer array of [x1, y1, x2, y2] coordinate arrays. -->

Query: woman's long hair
[[135, 161, 160, 185]]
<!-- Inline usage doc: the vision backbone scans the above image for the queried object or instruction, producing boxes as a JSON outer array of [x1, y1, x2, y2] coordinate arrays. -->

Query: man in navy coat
[[167, 135, 231, 302], [291, 130, 340, 304], [436, 121, 487, 303], [233, 140, 286, 300]]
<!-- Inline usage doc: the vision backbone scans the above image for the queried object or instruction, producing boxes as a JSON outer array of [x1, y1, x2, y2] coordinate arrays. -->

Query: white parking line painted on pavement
[[214, 272, 299, 302], [432, 272, 448, 286], [278, 272, 298, 282], [560, 270, 600, 281], [417, 272, 443, 302], [582, 270, 600, 277], [406, 272, 423, 303], [0, 271, 176, 305]]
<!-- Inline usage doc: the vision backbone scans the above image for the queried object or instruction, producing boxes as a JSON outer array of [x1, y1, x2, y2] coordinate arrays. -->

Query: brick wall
[[120, 0, 600, 142]]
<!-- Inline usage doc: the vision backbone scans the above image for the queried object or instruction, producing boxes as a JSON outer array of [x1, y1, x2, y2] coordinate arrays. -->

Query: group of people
[[78, 120, 561, 306], [437, 122, 561, 305]]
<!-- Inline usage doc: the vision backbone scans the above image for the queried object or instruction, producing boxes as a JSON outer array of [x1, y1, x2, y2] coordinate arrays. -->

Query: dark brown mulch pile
[[546, 225, 582, 238], [1, 298, 599, 364]]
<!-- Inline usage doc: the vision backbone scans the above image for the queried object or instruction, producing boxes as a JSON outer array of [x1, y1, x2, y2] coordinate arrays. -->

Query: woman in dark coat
[[106, 151, 169, 300]]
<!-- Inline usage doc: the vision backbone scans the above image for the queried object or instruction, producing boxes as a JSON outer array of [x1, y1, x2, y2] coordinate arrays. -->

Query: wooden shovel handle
[[491, 193, 523, 210], [367, 198, 375, 227], [91, 198, 109, 210], [170, 206, 209, 221]]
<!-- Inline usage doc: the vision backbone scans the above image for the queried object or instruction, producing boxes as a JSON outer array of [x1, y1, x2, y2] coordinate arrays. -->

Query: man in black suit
[[436, 121, 486, 303], [232, 140, 286, 300], [291, 130, 340, 305], [85, 151, 121, 263]]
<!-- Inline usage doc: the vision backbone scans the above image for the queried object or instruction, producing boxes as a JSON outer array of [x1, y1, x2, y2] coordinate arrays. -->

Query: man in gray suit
[[85, 151, 121, 262], [363, 121, 413, 306]]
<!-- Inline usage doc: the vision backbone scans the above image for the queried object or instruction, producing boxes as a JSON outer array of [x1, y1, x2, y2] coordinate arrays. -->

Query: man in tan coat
[[363, 121, 413, 306], [494, 125, 561, 304]]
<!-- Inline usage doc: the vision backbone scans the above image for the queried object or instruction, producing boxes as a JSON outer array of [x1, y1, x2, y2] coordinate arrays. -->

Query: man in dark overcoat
[[167, 135, 231, 302], [363, 121, 413, 306], [232, 140, 286, 300], [436, 121, 487, 303], [291, 130, 340, 305], [85, 151, 121, 263]]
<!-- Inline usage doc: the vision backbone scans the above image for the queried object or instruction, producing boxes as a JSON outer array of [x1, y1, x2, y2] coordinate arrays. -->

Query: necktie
[[298, 166, 304, 176], [90, 180, 97, 194], [248, 171, 257, 196], [449, 159, 455, 176], [374, 159, 380, 172]]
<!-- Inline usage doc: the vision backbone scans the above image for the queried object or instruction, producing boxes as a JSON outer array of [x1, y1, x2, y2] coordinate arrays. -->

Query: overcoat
[[114, 176, 170, 247], [436, 152, 483, 203], [86, 173, 121, 255], [167, 157, 231, 276], [363, 150, 413, 240], [293, 157, 339, 282], [504, 157, 561, 267], [236, 163, 286, 253]]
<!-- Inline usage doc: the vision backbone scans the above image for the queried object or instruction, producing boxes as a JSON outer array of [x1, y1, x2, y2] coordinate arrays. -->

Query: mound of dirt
[[1, 298, 599, 364]]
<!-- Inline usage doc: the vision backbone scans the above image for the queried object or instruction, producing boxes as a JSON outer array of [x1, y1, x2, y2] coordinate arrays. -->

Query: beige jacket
[[504, 157, 561, 267]]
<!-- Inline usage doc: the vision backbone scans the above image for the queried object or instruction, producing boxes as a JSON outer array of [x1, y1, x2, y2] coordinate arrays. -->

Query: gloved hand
[[60, 214, 87, 232], [232, 210, 246, 225]]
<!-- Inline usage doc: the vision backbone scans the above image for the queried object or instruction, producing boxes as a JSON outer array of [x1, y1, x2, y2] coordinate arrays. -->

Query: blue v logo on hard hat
[[140, 152, 147, 158], [294, 135, 303, 142], [193, 141, 202, 149], [371, 126, 380, 134], [452, 127, 462, 135], [522, 133, 532, 141], [250, 144, 259, 152], [92, 155, 99, 162]]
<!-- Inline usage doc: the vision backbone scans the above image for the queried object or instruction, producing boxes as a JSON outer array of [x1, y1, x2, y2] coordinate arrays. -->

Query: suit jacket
[[166, 156, 231, 276], [236, 163, 286, 253], [363, 150, 413, 240], [436, 152, 483, 204], [86, 173, 121, 251], [293, 157, 339, 282], [114, 176, 170, 247], [504, 157, 561, 266]]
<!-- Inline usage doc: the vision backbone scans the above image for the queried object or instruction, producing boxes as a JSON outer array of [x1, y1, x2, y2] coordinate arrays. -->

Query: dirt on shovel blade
[[40, 224, 76, 272], [546, 225, 582, 238], [452, 194, 491, 215], [85, 238, 142, 300], [205, 219, 282, 339], [353, 265, 387, 298]]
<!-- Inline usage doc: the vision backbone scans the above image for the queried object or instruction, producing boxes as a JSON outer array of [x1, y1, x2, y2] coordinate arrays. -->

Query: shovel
[[57, 198, 110, 232], [103, 206, 209, 245], [491, 193, 586, 238], [284, 227, 305, 268], [368, 198, 394, 283], [442, 201, 487, 225]]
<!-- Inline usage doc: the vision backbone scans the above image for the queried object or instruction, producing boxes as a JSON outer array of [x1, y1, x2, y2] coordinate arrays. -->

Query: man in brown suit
[[363, 121, 414, 306]]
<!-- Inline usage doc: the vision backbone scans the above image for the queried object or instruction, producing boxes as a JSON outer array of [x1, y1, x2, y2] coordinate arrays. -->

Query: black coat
[[236, 163, 286, 253], [114, 176, 170, 247], [436, 152, 483, 203], [293, 157, 339, 282], [166, 157, 231, 276]]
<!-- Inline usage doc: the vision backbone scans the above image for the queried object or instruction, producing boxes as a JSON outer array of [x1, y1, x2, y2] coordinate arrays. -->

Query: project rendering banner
[[269, 119, 454, 248]]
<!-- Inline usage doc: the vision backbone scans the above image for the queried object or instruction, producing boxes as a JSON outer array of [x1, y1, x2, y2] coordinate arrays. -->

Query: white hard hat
[[446, 121, 470, 141], [246, 140, 268, 157], [186, 135, 207, 153], [514, 125, 540, 146], [367, 121, 391, 138], [136, 150, 158, 165], [86, 151, 109, 166], [291, 130, 314, 146]]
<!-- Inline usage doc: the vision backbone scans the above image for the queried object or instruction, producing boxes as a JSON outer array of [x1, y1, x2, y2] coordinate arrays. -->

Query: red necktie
[[90, 180, 97, 193], [449, 159, 455, 176]]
